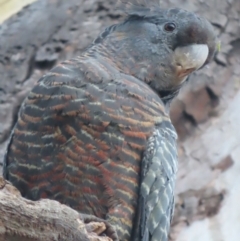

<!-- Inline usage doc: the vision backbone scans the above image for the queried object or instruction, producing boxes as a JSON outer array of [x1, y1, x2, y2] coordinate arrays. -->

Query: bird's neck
[[85, 40, 182, 105], [158, 87, 182, 105]]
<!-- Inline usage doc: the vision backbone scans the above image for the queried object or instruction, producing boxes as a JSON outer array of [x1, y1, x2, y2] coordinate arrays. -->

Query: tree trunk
[[0, 0, 239, 241]]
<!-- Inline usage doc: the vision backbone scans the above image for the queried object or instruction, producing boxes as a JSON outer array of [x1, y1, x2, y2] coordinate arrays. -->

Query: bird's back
[[4, 54, 170, 240]]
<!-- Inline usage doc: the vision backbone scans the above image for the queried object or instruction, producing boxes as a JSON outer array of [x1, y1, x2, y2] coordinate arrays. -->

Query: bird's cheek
[[162, 61, 191, 87], [175, 65, 195, 81]]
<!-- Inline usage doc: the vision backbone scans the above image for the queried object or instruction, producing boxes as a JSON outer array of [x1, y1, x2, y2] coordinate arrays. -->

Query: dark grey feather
[[117, 0, 162, 17], [133, 120, 178, 241]]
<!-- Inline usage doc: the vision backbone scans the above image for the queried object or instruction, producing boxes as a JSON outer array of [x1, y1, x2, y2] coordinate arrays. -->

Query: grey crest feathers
[[118, 0, 162, 17]]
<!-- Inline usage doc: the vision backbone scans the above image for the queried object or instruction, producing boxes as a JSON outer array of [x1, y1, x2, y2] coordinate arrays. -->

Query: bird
[[3, 1, 217, 241]]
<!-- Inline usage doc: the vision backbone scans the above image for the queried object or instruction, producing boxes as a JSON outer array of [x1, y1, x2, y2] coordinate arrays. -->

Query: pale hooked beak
[[174, 44, 209, 78]]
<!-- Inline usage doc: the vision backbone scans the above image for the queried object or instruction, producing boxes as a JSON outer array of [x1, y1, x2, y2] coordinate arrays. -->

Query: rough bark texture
[[0, 0, 239, 240]]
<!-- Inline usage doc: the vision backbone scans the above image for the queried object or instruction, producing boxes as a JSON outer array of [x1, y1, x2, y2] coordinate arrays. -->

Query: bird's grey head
[[91, 1, 217, 103]]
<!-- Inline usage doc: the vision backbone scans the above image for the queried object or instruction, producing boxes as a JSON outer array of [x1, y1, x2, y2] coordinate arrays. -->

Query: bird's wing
[[133, 120, 178, 241], [3, 57, 117, 192]]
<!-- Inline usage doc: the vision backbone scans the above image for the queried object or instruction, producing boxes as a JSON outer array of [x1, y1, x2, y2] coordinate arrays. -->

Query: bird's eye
[[164, 23, 176, 32]]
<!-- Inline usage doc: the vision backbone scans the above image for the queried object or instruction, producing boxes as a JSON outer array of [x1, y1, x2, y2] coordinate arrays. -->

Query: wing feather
[[134, 121, 178, 241]]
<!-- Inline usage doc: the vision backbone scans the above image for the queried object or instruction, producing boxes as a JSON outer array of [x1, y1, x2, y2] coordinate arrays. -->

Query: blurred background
[[0, 0, 36, 23], [0, 0, 239, 240]]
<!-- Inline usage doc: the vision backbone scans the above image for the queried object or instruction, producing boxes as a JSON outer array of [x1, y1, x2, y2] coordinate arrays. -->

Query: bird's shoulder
[[24, 56, 169, 127]]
